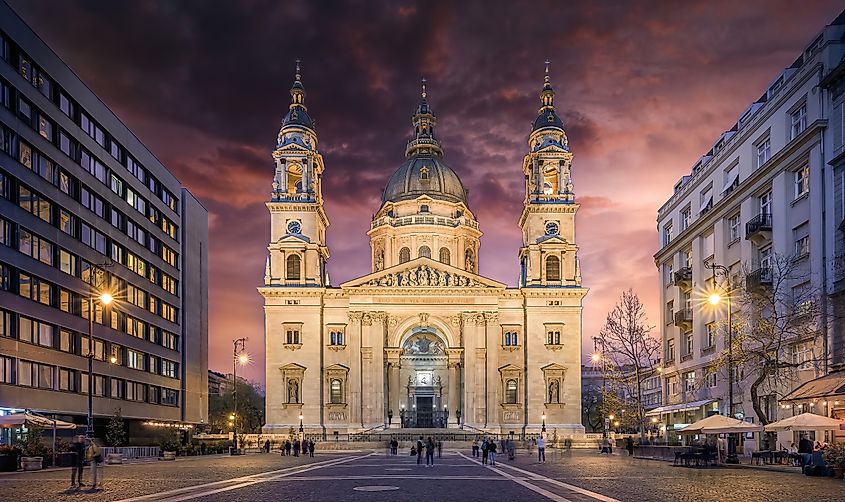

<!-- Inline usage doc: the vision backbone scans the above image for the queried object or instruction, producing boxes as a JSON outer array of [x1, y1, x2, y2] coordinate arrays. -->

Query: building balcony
[[271, 191, 316, 203], [672, 267, 692, 290], [673, 309, 693, 329], [745, 213, 772, 245], [746, 267, 773, 293]]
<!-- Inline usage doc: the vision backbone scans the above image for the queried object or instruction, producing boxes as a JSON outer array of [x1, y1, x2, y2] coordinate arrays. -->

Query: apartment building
[[653, 10, 845, 445], [0, 2, 208, 441]]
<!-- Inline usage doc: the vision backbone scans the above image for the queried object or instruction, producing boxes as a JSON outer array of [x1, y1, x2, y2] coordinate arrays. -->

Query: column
[[385, 348, 402, 427], [448, 361, 459, 427]]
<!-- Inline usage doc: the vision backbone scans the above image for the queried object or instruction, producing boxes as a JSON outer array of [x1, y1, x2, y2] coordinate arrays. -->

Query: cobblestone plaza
[[1, 449, 843, 502]]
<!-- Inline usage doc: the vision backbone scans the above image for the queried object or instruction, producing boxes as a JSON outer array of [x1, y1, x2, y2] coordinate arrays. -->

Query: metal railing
[[746, 267, 773, 291], [100, 446, 160, 459], [672, 267, 692, 288], [371, 215, 479, 230], [673, 309, 693, 327], [745, 213, 772, 240]]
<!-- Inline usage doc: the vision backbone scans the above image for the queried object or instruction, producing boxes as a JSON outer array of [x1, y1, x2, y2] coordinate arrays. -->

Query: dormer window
[[420, 166, 429, 180]]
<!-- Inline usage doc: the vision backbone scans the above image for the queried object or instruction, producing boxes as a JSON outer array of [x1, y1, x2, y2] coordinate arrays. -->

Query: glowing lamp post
[[231, 338, 249, 453], [86, 290, 113, 438]]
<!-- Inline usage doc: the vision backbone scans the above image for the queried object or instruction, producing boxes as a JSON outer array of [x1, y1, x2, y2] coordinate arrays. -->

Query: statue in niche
[[375, 249, 384, 271], [288, 379, 299, 404], [562, 162, 573, 193], [548, 380, 559, 404], [465, 251, 475, 273]]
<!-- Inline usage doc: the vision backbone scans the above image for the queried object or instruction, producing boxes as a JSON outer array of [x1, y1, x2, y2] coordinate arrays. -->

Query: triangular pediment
[[340, 257, 505, 289], [541, 363, 567, 372], [277, 233, 311, 244], [279, 363, 306, 371], [536, 234, 568, 245]]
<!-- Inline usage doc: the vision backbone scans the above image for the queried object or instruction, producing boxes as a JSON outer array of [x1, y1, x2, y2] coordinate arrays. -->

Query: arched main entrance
[[399, 329, 450, 428]]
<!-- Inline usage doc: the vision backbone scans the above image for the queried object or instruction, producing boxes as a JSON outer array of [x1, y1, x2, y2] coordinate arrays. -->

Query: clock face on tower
[[545, 221, 559, 235], [287, 220, 302, 234]]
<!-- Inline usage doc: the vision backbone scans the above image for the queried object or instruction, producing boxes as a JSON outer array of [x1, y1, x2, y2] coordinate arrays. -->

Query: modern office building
[[0, 2, 208, 441], [653, 10, 845, 445]]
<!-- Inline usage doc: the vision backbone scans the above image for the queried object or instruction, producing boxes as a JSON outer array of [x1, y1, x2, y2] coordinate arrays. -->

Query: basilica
[[259, 63, 587, 436]]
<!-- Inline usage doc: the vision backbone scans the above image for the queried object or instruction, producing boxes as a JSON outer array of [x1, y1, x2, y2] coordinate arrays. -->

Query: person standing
[[416, 436, 425, 465], [481, 439, 489, 465], [264, 440, 270, 454], [293, 439, 301, 457], [488, 439, 497, 466], [85, 437, 102, 490], [70, 435, 86, 489], [309, 440, 315, 457], [537, 435, 546, 463], [625, 436, 634, 456], [437, 440, 443, 458], [425, 437, 435, 467], [472, 439, 478, 457], [284, 440, 292, 456]]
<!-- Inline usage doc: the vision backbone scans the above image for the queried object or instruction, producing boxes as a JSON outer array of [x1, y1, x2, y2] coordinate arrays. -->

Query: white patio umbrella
[[0, 412, 80, 466], [679, 414, 763, 435], [764, 412, 844, 432]]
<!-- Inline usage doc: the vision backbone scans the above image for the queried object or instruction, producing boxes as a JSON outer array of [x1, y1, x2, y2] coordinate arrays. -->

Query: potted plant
[[19, 426, 47, 471], [822, 442, 845, 480], [159, 429, 180, 461], [105, 409, 127, 464], [0, 444, 21, 472], [54, 438, 76, 467]]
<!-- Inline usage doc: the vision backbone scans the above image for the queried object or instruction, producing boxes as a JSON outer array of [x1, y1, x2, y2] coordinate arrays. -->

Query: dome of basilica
[[381, 81, 469, 206], [382, 154, 467, 204]]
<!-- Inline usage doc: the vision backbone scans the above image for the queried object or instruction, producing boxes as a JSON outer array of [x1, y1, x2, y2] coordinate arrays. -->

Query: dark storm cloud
[[9, 0, 842, 381]]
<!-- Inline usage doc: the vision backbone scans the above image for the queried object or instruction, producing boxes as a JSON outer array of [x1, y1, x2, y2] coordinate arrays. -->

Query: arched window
[[287, 163, 302, 194], [546, 255, 560, 281], [439, 247, 450, 265], [330, 379, 343, 404], [505, 379, 518, 404], [286, 254, 301, 280], [399, 247, 411, 264], [418, 246, 431, 259]]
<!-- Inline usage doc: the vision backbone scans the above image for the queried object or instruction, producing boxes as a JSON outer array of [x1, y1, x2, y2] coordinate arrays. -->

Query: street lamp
[[86, 288, 113, 438], [299, 413, 304, 436], [705, 260, 739, 464], [541, 414, 546, 433], [231, 337, 248, 453]]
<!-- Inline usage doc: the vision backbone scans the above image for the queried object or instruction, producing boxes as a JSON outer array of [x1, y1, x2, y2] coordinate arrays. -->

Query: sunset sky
[[9, 0, 844, 384]]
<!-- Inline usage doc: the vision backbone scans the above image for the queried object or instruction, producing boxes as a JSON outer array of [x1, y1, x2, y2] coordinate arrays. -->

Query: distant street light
[[231, 338, 248, 453]]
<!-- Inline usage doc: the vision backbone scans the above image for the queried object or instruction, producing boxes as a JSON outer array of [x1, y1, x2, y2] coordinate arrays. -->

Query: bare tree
[[597, 289, 660, 440], [712, 254, 825, 427]]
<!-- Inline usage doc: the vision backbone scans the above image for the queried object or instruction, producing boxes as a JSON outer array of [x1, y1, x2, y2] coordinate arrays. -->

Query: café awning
[[780, 371, 845, 402], [764, 412, 844, 432], [644, 399, 715, 417], [679, 414, 762, 435]]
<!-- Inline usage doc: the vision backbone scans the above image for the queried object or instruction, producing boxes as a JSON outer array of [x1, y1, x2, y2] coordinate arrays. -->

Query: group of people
[[471, 437, 520, 465], [279, 438, 315, 457], [387, 438, 400, 455], [69, 435, 102, 491], [410, 436, 442, 466], [792, 434, 829, 468]]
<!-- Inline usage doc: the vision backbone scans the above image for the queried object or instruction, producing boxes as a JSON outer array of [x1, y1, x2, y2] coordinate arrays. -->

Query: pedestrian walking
[[309, 440, 315, 457], [488, 439, 497, 466], [70, 435, 86, 489], [481, 439, 489, 465], [425, 437, 435, 466], [537, 436, 546, 463], [416, 436, 424, 465], [85, 437, 103, 490], [437, 440, 442, 458]]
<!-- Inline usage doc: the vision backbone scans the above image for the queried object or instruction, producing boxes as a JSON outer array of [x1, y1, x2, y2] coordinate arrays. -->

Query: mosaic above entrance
[[402, 332, 446, 355]]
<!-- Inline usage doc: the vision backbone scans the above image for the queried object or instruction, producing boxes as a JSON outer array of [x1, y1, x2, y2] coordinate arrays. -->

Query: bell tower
[[518, 62, 581, 287], [265, 60, 330, 287]]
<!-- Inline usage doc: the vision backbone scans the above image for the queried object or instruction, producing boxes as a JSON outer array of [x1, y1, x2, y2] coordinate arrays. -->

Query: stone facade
[[260, 64, 586, 436]]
